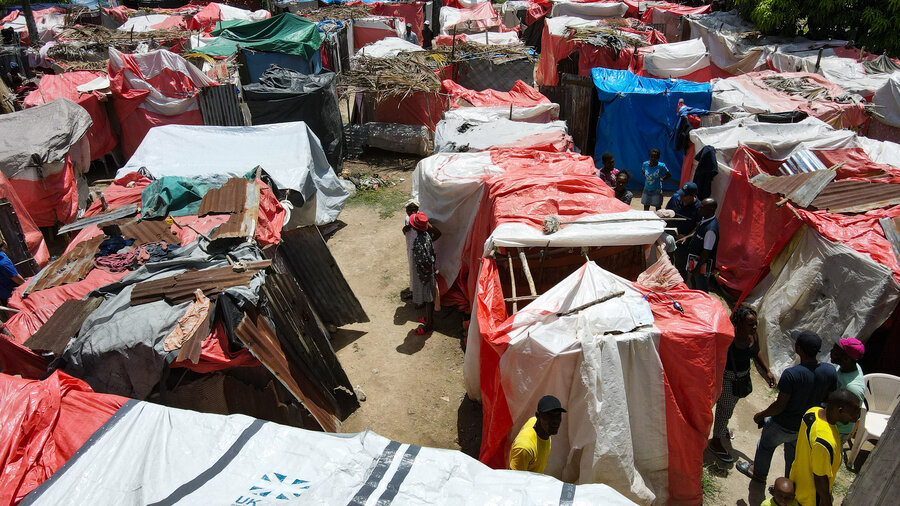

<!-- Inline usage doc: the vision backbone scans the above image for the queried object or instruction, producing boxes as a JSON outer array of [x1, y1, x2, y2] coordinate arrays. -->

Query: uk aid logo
[[232, 473, 310, 505]]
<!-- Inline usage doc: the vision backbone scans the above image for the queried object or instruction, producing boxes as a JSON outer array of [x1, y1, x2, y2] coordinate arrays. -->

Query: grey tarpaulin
[[59, 242, 266, 399], [243, 66, 344, 171], [0, 98, 92, 178]]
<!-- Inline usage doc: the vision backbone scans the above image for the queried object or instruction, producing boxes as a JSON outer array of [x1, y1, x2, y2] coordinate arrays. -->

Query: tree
[[736, 0, 900, 57]]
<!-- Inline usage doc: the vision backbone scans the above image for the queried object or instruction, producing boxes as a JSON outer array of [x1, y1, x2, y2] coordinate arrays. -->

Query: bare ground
[[325, 158, 867, 504]]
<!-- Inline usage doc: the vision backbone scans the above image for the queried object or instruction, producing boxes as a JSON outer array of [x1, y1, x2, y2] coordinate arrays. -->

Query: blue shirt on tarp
[[0, 252, 20, 300]]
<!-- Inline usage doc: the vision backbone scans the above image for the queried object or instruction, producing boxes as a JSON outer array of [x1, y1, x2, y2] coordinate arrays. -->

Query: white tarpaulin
[[118, 123, 349, 225], [493, 262, 668, 504], [357, 37, 423, 58], [434, 118, 571, 152], [413, 152, 503, 290], [486, 212, 665, 253], [116, 14, 170, 32], [443, 103, 560, 123], [640, 38, 709, 79], [745, 226, 900, 376], [873, 73, 900, 128], [550, 1, 627, 19], [21, 400, 635, 505]]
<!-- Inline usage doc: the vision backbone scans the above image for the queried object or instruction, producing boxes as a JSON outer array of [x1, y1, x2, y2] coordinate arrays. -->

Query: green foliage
[[736, 0, 900, 57]]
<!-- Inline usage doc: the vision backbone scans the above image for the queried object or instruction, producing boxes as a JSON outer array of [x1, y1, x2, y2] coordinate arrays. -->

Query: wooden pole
[[517, 248, 537, 296], [507, 255, 518, 313], [21, 0, 39, 48]]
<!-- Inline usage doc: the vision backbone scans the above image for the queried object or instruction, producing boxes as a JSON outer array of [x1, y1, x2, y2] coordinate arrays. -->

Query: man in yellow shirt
[[509, 395, 566, 473], [790, 389, 860, 506]]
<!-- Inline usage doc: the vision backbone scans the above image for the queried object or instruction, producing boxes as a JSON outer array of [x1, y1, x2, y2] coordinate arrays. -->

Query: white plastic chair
[[848, 373, 900, 467]]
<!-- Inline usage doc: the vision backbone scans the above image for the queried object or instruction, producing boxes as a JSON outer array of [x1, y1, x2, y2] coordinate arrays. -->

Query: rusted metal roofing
[[57, 204, 139, 235], [261, 270, 359, 418], [210, 181, 259, 243], [881, 217, 900, 264], [234, 313, 339, 432], [750, 169, 836, 208], [118, 219, 181, 245], [198, 177, 248, 216], [26, 235, 105, 294], [23, 297, 102, 355], [130, 260, 270, 305], [809, 180, 900, 214], [272, 226, 369, 327]]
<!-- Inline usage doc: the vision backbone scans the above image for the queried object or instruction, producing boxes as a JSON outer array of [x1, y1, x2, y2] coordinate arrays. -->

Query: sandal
[[413, 325, 432, 335], [736, 461, 765, 483], [707, 444, 735, 463]]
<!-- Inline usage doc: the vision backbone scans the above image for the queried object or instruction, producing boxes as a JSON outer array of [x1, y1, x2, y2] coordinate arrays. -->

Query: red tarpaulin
[[442, 79, 551, 108], [23, 72, 118, 161], [0, 371, 126, 505], [369, 2, 425, 46]]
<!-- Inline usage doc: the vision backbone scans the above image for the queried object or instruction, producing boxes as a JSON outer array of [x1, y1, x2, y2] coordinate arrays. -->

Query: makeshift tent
[[0, 170, 49, 269], [107, 48, 216, 159], [0, 6, 65, 45], [189, 2, 270, 33], [8, 382, 636, 505], [435, 118, 572, 152], [536, 16, 666, 86], [433, 31, 521, 46], [116, 14, 186, 32], [23, 71, 117, 161], [764, 46, 898, 98], [0, 99, 91, 227], [468, 259, 731, 504], [592, 68, 711, 190], [352, 16, 406, 50], [118, 123, 349, 225], [549, 1, 627, 19], [439, 3, 507, 35], [196, 14, 324, 80], [369, 1, 425, 46], [711, 71, 868, 129], [442, 79, 559, 122], [243, 66, 344, 171], [638, 1, 710, 42], [632, 38, 714, 81], [0, 372, 126, 505]]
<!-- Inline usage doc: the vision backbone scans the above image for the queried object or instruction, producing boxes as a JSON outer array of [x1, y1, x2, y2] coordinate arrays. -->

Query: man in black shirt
[[737, 330, 838, 482]]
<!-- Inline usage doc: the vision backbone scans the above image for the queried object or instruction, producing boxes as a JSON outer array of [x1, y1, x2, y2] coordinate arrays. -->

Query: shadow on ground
[[457, 395, 483, 459]]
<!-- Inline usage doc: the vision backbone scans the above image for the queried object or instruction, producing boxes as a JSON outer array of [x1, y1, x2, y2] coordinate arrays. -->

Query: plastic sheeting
[[470, 260, 732, 504], [189, 3, 270, 33], [443, 104, 559, 123], [434, 118, 572, 152], [0, 7, 65, 45], [22, 399, 636, 505], [550, 1, 627, 19], [356, 36, 422, 58], [352, 16, 405, 50], [439, 3, 506, 35], [243, 67, 344, 171], [0, 170, 49, 268], [369, 2, 425, 47], [747, 226, 900, 376], [443, 79, 551, 109], [196, 14, 323, 58], [107, 48, 216, 159], [639, 2, 710, 42], [711, 71, 868, 129], [0, 372, 126, 505], [23, 71, 117, 161], [0, 99, 91, 226], [635, 38, 710, 80], [591, 68, 711, 190], [873, 73, 900, 128]]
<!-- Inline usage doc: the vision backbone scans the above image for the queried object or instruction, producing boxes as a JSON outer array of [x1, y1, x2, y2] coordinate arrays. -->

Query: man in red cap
[[829, 337, 865, 444]]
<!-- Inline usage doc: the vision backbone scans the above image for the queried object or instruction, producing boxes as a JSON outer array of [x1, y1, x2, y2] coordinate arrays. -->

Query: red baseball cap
[[839, 338, 865, 360]]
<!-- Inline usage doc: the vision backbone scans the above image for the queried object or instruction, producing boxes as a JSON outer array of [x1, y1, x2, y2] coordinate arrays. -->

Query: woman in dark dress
[[708, 306, 776, 462]]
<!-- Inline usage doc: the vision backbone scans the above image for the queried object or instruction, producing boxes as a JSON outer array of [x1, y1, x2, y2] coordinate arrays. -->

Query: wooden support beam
[[556, 291, 625, 318], [517, 248, 537, 296], [507, 255, 518, 313]]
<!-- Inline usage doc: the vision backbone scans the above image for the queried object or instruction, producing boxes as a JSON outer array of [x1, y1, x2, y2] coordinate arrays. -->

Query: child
[[641, 148, 670, 211], [596, 152, 620, 187], [761, 477, 799, 506], [614, 172, 633, 206], [401, 200, 419, 301], [410, 211, 441, 335]]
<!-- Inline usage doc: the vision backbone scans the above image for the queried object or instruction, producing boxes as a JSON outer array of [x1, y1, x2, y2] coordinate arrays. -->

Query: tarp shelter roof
[[434, 118, 572, 153], [117, 123, 348, 225], [13, 388, 636, 505], [196, 13, 323, 58], [591, 68, 712, 190]]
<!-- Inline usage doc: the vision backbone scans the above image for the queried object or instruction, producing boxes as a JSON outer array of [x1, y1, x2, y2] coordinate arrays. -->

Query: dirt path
[[326, 164, 481, 455]]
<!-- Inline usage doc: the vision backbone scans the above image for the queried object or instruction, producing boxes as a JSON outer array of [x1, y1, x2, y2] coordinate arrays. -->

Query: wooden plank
[[0, 198, 39, 277]]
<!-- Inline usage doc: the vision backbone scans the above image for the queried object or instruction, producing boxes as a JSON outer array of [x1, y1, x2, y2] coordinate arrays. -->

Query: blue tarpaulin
[[591, 68, 712, 191]]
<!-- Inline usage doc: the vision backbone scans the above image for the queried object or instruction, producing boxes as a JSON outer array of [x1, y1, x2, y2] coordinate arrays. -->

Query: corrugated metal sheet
[[26, 235, 105, 294], [130, 261, 270, 305], [778, 149, 829, 175], [810, 180, 900, 214], [23, 297, 102, 355], [57, 204, 139, 235], [749, 169, 836, 208], [234, 313, 339, 432], [261, 270, 358, 418], [198, 84, 245, 127], [881, 217, 900, 263], [198, 177, 248, 216], [210, 181, 259, 242], [273, 226, 368, 327], [118, 219, 181, 245]]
